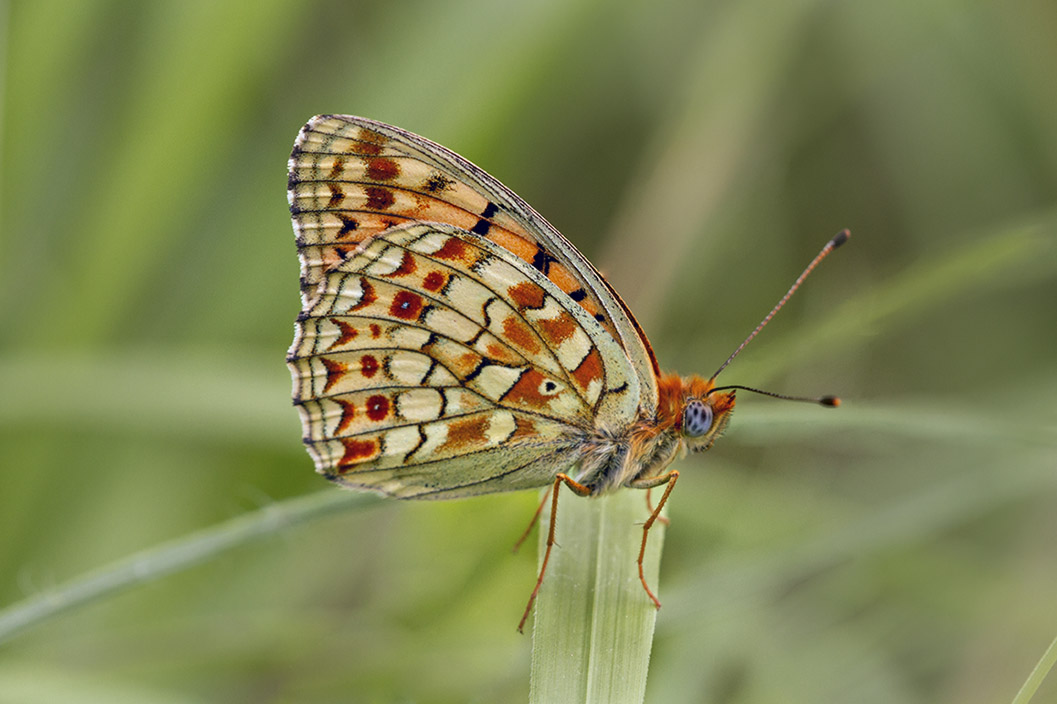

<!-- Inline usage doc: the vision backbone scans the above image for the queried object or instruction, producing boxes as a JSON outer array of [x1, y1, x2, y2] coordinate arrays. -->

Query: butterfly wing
[[288, 115, 659, 418], [287, 223, 639, 499]]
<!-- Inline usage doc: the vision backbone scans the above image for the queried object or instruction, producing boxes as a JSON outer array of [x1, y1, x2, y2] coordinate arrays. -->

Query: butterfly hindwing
[[287, 223, 639, 498]]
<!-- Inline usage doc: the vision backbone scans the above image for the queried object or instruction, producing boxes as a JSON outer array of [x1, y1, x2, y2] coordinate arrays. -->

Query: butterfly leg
[[512, 484, 554, 553], [517, 473, 592, 633], [644, 488, 671, 527], [629, 470, 679, 609]]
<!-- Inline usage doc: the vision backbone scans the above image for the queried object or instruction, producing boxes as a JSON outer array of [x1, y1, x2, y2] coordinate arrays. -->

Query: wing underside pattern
[[287, 115, 660, 409], [287, 224, 637, 498]]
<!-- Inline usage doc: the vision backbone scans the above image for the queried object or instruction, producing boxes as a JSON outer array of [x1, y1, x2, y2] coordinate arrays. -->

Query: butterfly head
[[655, 374, 735, 454], [679, 376, 736, 453]]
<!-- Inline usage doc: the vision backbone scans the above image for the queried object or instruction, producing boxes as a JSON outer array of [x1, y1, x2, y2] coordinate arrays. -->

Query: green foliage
[[2, 0, 1057, 702]]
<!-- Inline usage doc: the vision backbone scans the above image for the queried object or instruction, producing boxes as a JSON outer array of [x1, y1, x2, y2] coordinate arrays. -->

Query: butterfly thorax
[[575, 373, 735, 495]]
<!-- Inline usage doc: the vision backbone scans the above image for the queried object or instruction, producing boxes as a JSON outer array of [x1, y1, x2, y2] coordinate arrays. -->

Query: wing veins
[[301, 382, 594, 432], [344, 439, 575, 480], [409, 447, 575, 498], [345, 238, 592, 406]]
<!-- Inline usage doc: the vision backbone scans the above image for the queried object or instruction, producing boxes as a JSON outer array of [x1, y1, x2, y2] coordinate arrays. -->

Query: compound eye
[[682, 400, 713, 437]]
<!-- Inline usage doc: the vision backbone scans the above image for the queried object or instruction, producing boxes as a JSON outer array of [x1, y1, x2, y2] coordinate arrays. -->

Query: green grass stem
[[530, 488, 666, 703], [0, 489, 378, 646], [1011, 633, 1057, 704]]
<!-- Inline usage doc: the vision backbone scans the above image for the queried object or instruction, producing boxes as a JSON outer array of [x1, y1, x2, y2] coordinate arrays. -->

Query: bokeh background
[[2, 1, 1056, 702]]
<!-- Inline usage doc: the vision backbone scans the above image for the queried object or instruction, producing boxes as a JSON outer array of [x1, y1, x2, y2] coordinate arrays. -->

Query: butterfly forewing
[[287, 115, 659, 410], [288, 222, 640, 498]]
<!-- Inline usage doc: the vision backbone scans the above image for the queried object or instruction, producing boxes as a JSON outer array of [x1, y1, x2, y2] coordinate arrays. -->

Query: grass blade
[[0, 490, 377, 645], [529, 488, 666, 703], [1011, 633, 1057, 704]]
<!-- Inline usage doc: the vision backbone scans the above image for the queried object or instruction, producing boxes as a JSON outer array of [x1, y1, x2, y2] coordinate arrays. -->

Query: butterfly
[[285, 115, 846, 631]]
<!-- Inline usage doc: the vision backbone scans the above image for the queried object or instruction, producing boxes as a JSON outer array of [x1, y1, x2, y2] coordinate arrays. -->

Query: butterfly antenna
[[709, 384, 840, 407], [709, 229, 849, 381]]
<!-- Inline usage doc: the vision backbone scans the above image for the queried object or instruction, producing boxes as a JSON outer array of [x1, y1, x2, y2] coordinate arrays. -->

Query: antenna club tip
[[829, 229, 850, 249], [820, 396, 841, 407]]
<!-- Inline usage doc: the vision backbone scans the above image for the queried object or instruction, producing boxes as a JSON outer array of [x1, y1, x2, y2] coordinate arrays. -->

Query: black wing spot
[[337, 214, 359, 236], [422, 356, 439, 384], [532, 247, 558, 275], [437, 388, 448, 418], [404, 426, 428, 462], [464, 359, 489, 382], [569, 288, 587, 302], [480, 297, 497, 328], [423, 172, 454, 193], [470, 203, 498, 235]]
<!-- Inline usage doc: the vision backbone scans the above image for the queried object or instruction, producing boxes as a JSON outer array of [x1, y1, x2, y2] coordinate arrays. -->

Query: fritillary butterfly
[[285, 115, 846, 631]]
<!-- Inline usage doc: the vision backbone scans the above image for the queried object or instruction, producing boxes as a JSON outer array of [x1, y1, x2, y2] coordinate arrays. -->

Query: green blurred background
[[2, 1, 1056, 702]]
